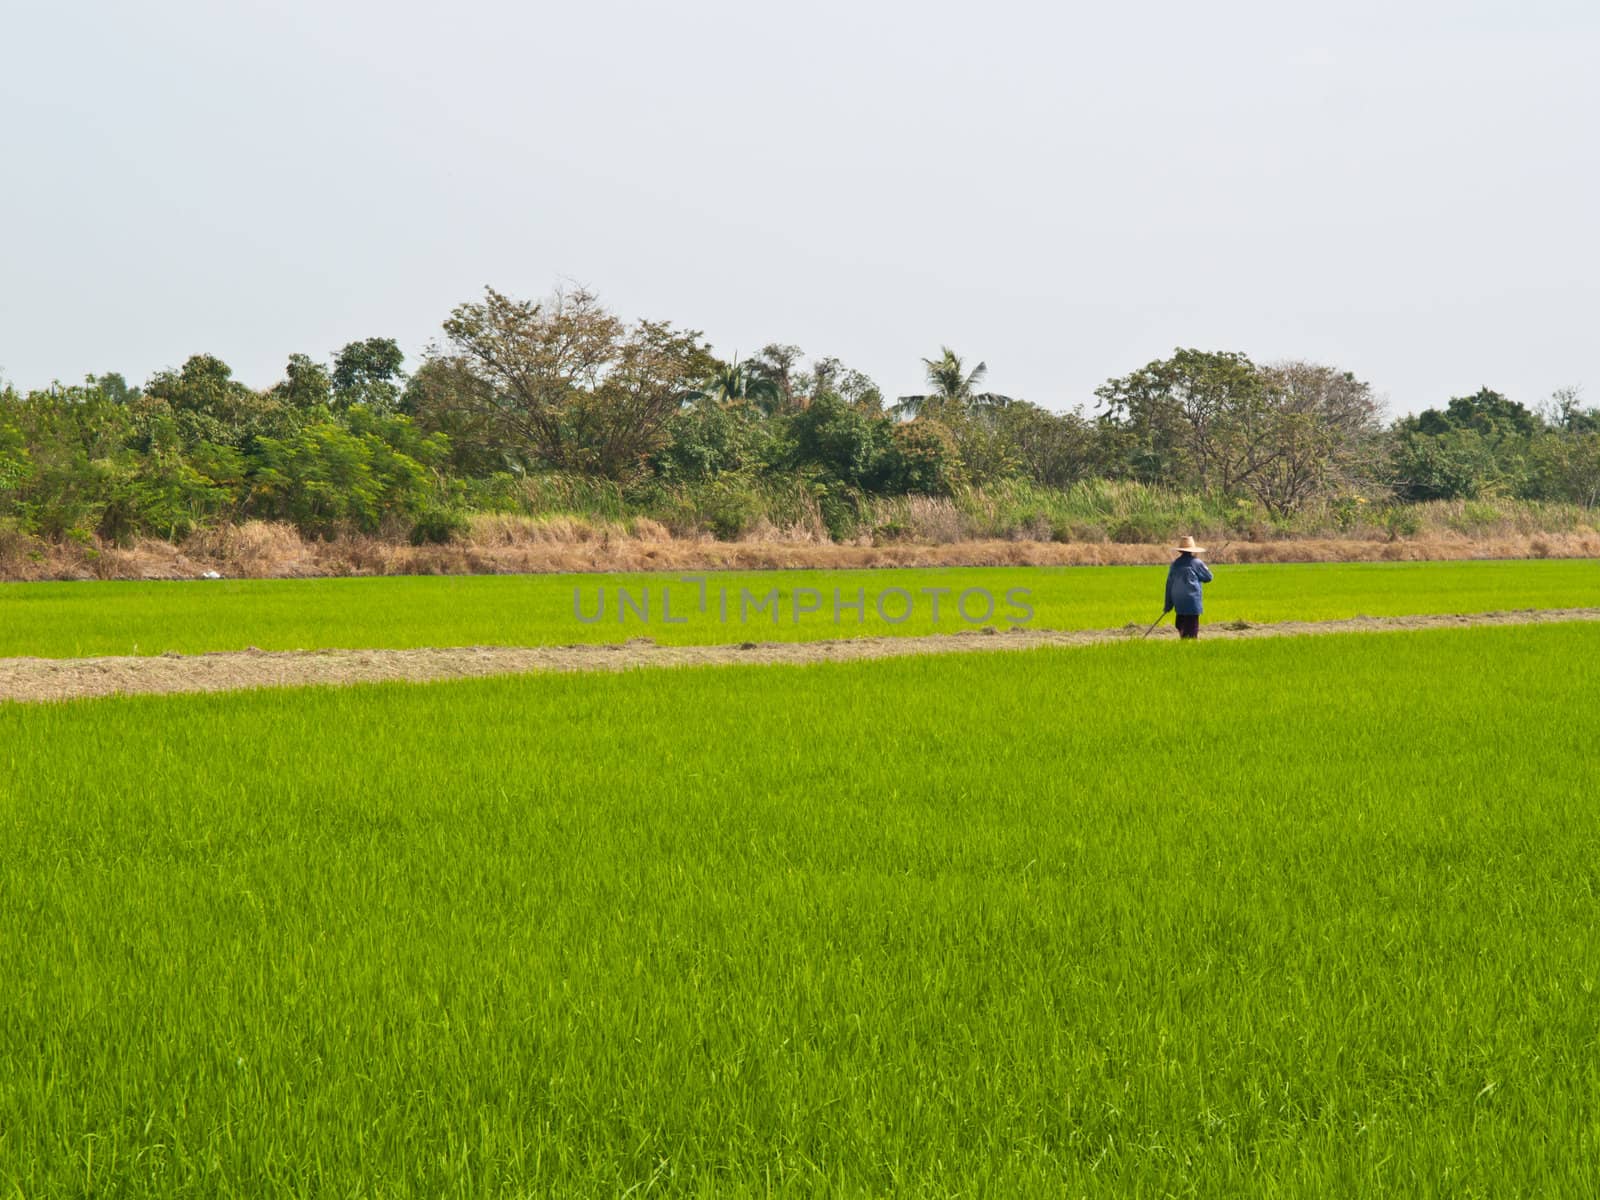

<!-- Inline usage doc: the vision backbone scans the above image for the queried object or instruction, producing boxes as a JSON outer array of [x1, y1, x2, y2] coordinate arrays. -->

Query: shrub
[[1330, 495, 1370, 531], [250, 421, 440, 537], [699, 478, 765, 541], [1390, 427, 1502, 501], [1380, 506, 1422, 540], [651, 402, 773, 484], [881, 420, 963, 496], [788, 394, 888, 491], [97, 447, 242, 544], [816, 482, 866, 541], [1110, 512, 1180, 544], [409, 506, 472, 546]]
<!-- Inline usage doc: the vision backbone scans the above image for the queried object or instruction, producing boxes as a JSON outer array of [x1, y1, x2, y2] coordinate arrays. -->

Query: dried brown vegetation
[[1, 516, 1598, 583]]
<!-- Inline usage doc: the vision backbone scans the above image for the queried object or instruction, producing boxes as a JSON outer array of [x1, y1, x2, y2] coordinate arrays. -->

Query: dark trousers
[[1175, 613, 1200, 639]]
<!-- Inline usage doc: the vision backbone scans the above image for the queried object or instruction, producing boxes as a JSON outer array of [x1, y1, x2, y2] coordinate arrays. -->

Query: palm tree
[[893, 347, 1012, 418], [687, 360, 783, 414]]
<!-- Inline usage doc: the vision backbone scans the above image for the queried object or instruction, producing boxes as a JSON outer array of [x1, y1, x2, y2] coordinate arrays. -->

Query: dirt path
[[4, 608, 1598, 704]]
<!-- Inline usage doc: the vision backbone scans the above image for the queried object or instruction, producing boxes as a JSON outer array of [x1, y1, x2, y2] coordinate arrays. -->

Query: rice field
[[1, 557, 1596, 657], [4, 622, 1599, 1196]]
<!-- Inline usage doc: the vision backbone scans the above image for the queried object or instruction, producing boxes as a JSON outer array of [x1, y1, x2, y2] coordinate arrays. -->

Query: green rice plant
[[2, 625, 1599, 1194], [0, 558, 1594, 658]]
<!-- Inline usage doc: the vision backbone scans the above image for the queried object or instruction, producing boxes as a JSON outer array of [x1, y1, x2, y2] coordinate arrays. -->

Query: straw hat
[[1173, 535, 1206, 554]]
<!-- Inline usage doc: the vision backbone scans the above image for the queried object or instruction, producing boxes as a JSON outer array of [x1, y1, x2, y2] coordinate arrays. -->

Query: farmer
[[1163, 535, 1213, 639]]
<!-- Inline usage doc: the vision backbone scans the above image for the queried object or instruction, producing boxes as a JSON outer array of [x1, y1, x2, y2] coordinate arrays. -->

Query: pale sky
[[3, 0, 1596, 417]]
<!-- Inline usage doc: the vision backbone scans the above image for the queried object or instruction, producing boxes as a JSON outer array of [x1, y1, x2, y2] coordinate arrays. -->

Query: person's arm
[[1164, 565, 1174, 612], [1196, 561, 1213, 584]]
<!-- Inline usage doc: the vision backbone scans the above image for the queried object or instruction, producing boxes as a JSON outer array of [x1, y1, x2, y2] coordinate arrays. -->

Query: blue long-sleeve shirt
[[1164, 554, 1213, 616]]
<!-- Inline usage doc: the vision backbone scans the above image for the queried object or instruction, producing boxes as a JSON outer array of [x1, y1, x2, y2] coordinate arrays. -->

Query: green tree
[[401, 358, 508, 477], [1541, 387, 1599, 435], [687, 361, 783, 413], [788, 392, 890, 489], [800, 356, 884, 414], [1527, 431, 1600, 505], [0, 383, 135, 538], [1388, 427, 1503, 501], [89, 372, 140, 405], [1244, 362, 1385, 515], [272, 353, 334, 413], [1095, 349, 1265, 493], [1392, 387, 1535, 500], [986, 402, 1099, 488], [651, 400, 775, 483], [879, 420, 964, 495], [893, 348, 1011, 418], [140, 354, 298, 450], [747, 344, 804, 410], [1416, 388, 1538, 438], [431, 287, 715, 481], [332, 338, 406, 414]]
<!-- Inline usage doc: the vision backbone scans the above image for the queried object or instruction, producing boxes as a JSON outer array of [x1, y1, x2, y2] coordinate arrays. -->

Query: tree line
[[3, 285, 1597, 546]]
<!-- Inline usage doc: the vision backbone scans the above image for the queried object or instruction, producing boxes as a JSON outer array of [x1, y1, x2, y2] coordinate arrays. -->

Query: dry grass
[[1, 519, 1598, 582], [870, 496, 974, 544], [736, 516, 833, 545], [467, 513, 625, 546], [184, 522, 314, 574]]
